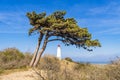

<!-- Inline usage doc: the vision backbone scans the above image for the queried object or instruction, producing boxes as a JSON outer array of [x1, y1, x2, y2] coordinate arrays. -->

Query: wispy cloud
[[0, 11, 30, 33], [96, 27, 120, 35], [75, 2, 120, 36], [88, 2, 120, 16]]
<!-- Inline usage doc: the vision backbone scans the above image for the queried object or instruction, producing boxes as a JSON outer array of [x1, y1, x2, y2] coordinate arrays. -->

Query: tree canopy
[[27, 11, 101, 51], [26, 11, 101, 67]]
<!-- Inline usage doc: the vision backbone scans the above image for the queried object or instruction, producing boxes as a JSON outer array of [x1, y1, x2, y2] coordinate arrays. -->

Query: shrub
[[0, 48, 32, 70], [0, 48, 24, 62], [38, 55, 60, 72], [74, 62, 91, 70], [37, 55, 60, 80], [106, 58, 120, 80], [64, 57, 73, 62]]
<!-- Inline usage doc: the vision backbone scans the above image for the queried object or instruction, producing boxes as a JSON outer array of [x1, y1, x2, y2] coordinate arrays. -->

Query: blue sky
[[0, 0, 120, 63]]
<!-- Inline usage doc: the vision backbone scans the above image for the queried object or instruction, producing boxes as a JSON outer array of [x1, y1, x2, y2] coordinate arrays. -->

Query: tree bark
[[30, 34, 43, 67], [33, 35, 49, 67]]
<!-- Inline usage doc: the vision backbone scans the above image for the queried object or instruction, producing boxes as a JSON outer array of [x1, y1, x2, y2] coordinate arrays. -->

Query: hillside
[[0, 60, 107, 80], [0, 48, 120, 80]]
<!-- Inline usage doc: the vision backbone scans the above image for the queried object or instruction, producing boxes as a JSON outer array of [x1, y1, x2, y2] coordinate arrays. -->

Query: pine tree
[[26, 11, 101, 67]]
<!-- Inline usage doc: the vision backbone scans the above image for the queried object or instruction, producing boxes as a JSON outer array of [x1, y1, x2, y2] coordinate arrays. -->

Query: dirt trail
[[0, 69, 40, 80]]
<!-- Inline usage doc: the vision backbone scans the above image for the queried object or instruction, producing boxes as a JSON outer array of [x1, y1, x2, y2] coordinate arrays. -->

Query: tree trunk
[[33, 35, 49, 67], [30, 34, 43, 67]]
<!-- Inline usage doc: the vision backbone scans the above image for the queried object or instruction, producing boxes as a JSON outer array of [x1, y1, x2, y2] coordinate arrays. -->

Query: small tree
[[26, 11, 101, 67]]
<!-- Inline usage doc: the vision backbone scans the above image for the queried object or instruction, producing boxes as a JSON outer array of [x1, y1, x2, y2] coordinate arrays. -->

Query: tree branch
[[47, 39, 64, 42]]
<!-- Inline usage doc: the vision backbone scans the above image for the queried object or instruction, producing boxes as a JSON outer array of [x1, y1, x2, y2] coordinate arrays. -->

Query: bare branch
[[47, 39, 64, 42]]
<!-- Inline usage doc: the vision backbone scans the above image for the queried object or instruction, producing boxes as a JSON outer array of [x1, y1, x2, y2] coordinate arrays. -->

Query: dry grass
[[0, 48, 120, 80], [36, 55, 120, 80]]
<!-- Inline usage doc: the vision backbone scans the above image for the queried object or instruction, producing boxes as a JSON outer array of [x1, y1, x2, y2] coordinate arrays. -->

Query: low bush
[[37, 55, 60, 80], [38, 55, 60, 71], [0, 48, 32, 70], [64, 57, 73, 62]]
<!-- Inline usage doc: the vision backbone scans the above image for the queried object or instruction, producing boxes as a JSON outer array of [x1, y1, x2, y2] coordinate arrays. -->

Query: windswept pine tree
[[26, 11, 101, 67]]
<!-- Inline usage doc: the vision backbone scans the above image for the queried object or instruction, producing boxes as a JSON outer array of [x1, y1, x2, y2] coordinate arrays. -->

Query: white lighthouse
[[57, 45, 61, 60]]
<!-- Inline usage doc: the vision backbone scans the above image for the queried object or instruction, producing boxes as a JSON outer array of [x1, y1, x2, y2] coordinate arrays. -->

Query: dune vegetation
[[37, 55, 120, 80], [0, 47, 32, 74], [0, 48, 120, 80]]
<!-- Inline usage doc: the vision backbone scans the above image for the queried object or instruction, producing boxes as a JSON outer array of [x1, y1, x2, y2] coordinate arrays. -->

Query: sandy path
[[0, 69, 40, 80]]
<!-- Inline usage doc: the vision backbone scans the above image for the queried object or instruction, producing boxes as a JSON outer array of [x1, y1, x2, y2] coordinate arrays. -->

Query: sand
[[0, 69, 40, 80]]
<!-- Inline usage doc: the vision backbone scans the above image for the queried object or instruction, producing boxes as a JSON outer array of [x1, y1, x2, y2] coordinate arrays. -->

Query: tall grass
[[0, 48, 120, 80], [36, 55, 120, 80]]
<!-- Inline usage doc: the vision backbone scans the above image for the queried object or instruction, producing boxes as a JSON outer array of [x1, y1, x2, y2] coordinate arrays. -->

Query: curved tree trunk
[[30, 34, 43, 67], [33, 35, 49, 67]]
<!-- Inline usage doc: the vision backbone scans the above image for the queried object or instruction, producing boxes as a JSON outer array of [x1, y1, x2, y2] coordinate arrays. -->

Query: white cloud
[[96, 27, 120, 35], [88, 2, 120, 16], [0, 12, 30, 33], [78, 18, 120, 28], [76, 1, 120, 35]]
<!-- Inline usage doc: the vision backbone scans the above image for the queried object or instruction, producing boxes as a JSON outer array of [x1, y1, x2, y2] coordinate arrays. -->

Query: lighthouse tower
[[57, 45, 61, 60]]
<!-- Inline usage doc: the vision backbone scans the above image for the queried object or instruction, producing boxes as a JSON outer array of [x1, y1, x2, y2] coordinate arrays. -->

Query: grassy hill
[[0, 48, 120, 80], [37, 55, 120, 80]]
